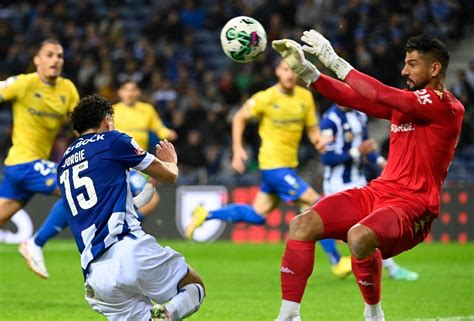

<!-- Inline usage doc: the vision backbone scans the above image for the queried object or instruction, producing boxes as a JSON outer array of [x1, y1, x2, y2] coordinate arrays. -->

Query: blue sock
[[207, 204, 266, 225], [34, 200, 69, 247], [320, 238, 341, 265]]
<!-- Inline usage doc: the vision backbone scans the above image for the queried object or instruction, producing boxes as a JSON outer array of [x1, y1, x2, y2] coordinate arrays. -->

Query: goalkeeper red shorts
[[312, 185, 434, 259]]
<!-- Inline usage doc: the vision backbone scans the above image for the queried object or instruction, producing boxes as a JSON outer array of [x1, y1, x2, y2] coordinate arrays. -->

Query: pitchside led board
[[0, 185, 472, 243], [175, 185, 228, 242]]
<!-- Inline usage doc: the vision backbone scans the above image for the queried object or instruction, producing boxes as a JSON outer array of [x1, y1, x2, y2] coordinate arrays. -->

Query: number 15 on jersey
[[59, 161, 98, 216]]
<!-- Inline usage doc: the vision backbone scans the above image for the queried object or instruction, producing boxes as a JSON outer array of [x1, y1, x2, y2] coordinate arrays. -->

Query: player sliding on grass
[[272, 32, 464, 321], [58, 95, 204, 321], [185, 59, 352, 279]]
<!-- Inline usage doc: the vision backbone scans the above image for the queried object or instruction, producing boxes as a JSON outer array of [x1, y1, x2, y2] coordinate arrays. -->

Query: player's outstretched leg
[[383, 258, 419, 281], [19, 237, 49, 279], [319, 238, 352, 279], [185, 203, 265, 239], [19, 199, 69, 279]]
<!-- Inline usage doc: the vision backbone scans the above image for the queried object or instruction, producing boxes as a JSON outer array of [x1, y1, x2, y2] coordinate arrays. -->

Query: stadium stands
[[0, 0, 472, 185]]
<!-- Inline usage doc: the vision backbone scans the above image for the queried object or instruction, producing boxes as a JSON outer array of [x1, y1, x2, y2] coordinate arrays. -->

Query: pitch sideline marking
[[413, 316, 474, 321]]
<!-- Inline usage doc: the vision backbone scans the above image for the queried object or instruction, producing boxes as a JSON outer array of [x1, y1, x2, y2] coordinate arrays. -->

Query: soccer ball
[[220, 16, 267, 63]]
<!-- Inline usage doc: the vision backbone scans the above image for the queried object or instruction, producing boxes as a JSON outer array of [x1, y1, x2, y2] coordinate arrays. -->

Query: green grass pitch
[[0, 240, 473, 321]]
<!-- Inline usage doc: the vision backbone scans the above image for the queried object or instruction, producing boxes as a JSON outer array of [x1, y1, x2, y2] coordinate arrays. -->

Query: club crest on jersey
[[414, 89, 432, 105], [60, 95, 66, 104], [131, 138, 145, 155], [433, 89, 444, 100]]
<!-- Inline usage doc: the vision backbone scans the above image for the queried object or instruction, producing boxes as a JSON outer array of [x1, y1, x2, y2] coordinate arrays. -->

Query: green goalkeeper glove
[[272, 39, 320, 86], [301, 29, 354, 80]]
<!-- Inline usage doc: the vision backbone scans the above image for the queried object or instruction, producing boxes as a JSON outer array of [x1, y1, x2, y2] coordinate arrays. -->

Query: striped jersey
[[57, 130, 154, 276], [320, 105, 380, 195]]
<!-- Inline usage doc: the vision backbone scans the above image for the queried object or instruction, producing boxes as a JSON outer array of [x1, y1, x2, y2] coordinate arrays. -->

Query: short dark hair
[[37, 38, 61, 53], [71, 95, 114, 134], [406, 35, 450, 76], [118, 79, 138, 89]]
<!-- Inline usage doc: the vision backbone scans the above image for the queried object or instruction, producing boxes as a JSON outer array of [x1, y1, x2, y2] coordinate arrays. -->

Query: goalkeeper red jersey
[[313, 71, 464, 217]]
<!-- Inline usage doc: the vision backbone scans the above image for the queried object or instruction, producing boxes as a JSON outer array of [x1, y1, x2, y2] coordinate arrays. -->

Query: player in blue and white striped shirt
[[319, 104, 418, 281], [58, 95, 205, 321]]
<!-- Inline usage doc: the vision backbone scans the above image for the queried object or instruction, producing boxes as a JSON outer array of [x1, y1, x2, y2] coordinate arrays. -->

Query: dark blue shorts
[[0, 159, 58, 202], [260, 168, 309, 202]]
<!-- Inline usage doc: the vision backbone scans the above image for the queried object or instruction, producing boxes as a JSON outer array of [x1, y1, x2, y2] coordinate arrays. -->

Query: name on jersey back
[[62, 133, 105, 168], [62, 149, 85, 168]]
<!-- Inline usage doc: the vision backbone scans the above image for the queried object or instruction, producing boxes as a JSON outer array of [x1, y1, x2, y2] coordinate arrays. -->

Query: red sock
[[351, 249, 382, 304], [281, 239, 315, 303]]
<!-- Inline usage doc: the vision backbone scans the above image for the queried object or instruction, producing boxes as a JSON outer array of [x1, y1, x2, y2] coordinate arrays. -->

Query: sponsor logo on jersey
[[28, 107, 63, 119], [60, 95, 66, 104], [414, 89, 432, 105], [64, 134, 105, 155], [390, 122, 415, 133], [34, 92, 42, 98]]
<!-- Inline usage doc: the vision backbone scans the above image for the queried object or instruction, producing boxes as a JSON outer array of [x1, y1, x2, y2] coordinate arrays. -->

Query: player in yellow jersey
[[0, 39, 79, 278], [113, 80, 177, 216], [185, 59, 320, 236]]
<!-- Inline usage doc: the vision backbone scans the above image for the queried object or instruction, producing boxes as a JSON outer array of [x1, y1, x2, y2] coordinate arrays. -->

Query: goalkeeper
[[272, 32, 464, 321]]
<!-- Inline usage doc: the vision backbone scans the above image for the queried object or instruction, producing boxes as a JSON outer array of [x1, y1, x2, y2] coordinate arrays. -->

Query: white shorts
[[84, 234, 188, 321]]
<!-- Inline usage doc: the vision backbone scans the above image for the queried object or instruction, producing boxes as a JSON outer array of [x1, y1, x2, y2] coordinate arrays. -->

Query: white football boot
[[19, 238, 49, 279], [364, 306, 385, 321]]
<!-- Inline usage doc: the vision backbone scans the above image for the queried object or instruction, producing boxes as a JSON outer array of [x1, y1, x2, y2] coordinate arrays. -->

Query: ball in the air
[[220, 16, 267, 63]]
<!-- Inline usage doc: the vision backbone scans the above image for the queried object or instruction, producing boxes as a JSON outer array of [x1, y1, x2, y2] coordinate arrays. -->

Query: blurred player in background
[[185, 59, 351, 278], [320, 103, 418, 281], [272, 32, 463, 321], [20, 79, 176, 279], [59, 95, 204, 321], [0, 39, 79, 279], [185, 59, 321, 238], [113, 79, 178, 216]]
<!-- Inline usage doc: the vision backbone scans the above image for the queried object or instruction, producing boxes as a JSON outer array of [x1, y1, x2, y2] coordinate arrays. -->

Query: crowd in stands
[[0, 0, 473, 186]]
